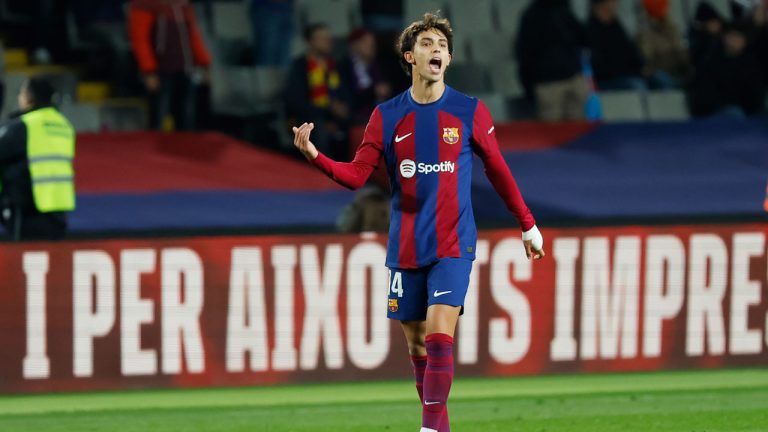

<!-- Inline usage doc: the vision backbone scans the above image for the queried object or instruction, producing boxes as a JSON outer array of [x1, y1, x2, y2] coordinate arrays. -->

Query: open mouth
[[428, 57, 442, 74]]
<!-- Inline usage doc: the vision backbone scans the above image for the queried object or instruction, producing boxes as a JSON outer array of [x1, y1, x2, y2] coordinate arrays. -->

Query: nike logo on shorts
[[424, 401, 441, 405], [395, 132, 413, 143], [433, 290, 452, 298]]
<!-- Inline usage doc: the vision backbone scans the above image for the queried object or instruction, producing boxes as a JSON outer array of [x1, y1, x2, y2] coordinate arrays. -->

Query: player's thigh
[[424, 258, 472, 335], [425, 304, 461, 336], [426, 258, 472, 308], [387, 267, 428, 321]]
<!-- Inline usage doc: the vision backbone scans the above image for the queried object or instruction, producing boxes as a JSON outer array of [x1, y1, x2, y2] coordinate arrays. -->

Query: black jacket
[[586, 16, 644, 82], [0, 115, 35, 213], [689, 43, 766, 117], [516, 0, 586, 96], [338, 55, 384, 125]]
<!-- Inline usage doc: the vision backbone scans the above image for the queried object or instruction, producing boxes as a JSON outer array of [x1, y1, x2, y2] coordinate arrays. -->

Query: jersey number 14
[[390, 270, 403, 298]]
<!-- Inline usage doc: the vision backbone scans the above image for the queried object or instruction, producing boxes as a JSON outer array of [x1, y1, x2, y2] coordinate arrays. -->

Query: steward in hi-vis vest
[[0, 77, 75, 240]]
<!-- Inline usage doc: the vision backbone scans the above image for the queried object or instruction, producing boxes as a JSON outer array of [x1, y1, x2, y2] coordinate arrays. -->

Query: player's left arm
[[471, 100, 544, 260]]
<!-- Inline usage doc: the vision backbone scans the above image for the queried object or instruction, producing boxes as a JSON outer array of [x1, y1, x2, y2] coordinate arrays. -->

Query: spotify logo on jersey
[[400, 159, 416, 178], [399, 159, 456, 178]]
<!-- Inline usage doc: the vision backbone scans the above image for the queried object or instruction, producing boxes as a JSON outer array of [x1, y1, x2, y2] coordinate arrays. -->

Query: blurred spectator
[[516, 0, 589, 122], [361, 0, 403, 33], [128, 0, 212, 130], [738, 1, 768, 84], [285, 23, 350, 159], [0, 78, 75, 240], [249, 0, 294, 67], [586, 0, 646, 90], [689, 23, 766, 117], [0, 42, 5, 118], [33, 0, 54, 64], [71, 0, 135, 96], [336, 186, 390, 233], [195, 0, 214, 30], [730, 0, 761, 22], [637, 0, 691, 89], [339, 28, 392, 125], [689, 2, 725, 67]]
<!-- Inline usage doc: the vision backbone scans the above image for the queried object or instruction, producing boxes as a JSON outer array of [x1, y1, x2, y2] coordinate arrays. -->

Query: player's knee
[[408, 337, 426, 356], [405, 331, 426, 356]]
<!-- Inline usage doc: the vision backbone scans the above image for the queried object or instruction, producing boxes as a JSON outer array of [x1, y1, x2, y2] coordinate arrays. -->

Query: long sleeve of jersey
[[311, 107, 384, 190], [471, 100, 536, 231]]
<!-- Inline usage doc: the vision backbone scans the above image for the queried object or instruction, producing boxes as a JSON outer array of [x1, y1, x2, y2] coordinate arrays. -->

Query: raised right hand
[[292, 122, 319, 160]]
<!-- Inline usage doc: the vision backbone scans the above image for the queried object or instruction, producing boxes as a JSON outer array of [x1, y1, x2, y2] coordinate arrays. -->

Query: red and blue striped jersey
[[313, 86, 535, 269]]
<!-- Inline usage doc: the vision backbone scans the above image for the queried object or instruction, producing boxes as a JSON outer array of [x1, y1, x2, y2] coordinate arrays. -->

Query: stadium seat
[[489, 59, 524, 98], [446, 0, 494, 32], [289, 33, 306, 59], [2, 73, 25, 119], [251, 67, 287, 105], [598, 90, 646, 122], [466, 31, 514, 66], [495, 0, 527, 33], [646, 90, 690, 121], [210, 66, 258, 116], [211, 0, 251, 40], [214, 38, 252, 66], [404, 0, 447, 24], [59, 102, 101, 132], [210, 66, 286, 117], [450, 32, 470, 63], [708, 0, 731, 19], [296, 0, 362, 37], [616, 0, 639, 36], [98, 100, 148, 131], [445, 63, 492, 93], [571, 0, 590, 23], [665, 0, 690, 34], [474, 93, 510, 121]]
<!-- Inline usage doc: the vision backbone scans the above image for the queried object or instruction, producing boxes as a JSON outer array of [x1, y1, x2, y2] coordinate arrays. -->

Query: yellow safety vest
[[20, 107, 76, 212]]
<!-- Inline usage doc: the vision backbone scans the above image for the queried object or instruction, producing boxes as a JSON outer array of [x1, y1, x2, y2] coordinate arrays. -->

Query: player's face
[[406, 29, 451, 83]]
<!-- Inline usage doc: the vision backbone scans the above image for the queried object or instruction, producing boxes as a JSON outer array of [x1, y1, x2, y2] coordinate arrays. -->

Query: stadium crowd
[[0, 0, 767, 144]]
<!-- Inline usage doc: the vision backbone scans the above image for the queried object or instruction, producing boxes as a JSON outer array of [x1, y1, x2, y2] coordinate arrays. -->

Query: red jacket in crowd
[[129, 0, 211, 74]]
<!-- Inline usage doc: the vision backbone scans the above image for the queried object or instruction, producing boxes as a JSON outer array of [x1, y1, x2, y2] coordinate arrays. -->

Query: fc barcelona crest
[[442, 127, 460, 144], [388, 299, 399, 312]]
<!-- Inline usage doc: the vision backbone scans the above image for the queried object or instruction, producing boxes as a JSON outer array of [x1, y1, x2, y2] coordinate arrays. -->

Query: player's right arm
[[293, 107, 384, 190]]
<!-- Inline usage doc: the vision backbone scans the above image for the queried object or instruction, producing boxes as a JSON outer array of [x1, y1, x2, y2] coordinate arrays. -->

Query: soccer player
[[293, 12, 545, 432]]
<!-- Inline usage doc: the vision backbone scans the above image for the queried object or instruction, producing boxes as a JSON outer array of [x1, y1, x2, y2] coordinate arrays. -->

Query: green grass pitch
[[0, 368, 766, 431]]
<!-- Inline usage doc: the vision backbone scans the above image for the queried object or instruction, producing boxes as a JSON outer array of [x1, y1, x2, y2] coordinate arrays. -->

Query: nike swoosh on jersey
[[433, 290, 452, 297], [394, 132, 413, 143], [488, 126, 495, 135], [424, 401, 441, 405]]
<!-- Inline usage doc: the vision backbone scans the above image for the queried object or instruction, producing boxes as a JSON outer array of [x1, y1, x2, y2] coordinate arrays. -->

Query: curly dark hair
[[396, 12, 453, 76]]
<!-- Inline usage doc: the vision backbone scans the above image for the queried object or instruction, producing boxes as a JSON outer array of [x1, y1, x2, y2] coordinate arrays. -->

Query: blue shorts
[[387, 258, 473, 321]]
